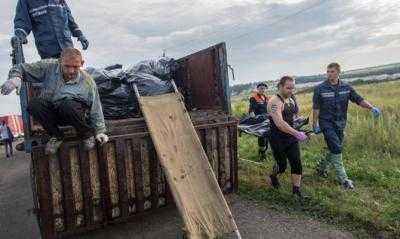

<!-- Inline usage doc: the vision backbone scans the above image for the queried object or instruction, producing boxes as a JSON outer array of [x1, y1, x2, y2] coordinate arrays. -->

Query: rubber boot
[[330, 153, 352, 187]]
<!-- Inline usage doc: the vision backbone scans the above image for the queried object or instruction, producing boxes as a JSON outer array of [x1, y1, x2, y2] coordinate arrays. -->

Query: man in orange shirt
[[248, 82, 271, 161]]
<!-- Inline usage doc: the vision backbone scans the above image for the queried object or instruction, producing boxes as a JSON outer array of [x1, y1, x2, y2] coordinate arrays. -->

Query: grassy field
[[233, 81, 400, 238]]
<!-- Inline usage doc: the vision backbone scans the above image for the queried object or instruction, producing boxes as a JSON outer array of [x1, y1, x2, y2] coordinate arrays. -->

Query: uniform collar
[[325, 78, 342, 89]]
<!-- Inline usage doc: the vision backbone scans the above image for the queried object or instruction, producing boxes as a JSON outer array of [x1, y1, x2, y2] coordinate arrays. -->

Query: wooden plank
[[59, 145, 75, 231], [34, 148, 55, 238], [105, 142, 120, 218], [96, 144, 112, 221], [70, 147, 84, 227], [229, 125, 239, 192], [140, 139, 152, 210], [132, 138, 145, 212], [223, 126, 232, 192], [48, 153, 64, 232], [137, 92, 237, 238], [79, 146, 93, 227], [217, 127, 226, 188], [125, 139, 136, 214], [88, 149, 102, 222], [148, 139, 160, 209], [115, 139, 129, 218]]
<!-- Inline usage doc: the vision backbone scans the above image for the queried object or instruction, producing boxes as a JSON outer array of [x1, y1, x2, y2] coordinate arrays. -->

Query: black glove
[[14, 31, 28, 44], [78, 35, 89, 50]]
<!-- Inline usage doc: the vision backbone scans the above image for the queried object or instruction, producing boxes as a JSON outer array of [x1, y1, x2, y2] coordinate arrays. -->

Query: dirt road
[[0, 149, 353, 239]]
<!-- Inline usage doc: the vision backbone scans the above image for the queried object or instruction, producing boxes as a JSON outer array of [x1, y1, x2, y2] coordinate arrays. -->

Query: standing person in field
[[268, 76, 308, 198], [0, 121, 14, 158], [248, 82, 271, 161], [13, 0, 89, 59], [312, 63, 381, 189], [0, 48, 108, 155]]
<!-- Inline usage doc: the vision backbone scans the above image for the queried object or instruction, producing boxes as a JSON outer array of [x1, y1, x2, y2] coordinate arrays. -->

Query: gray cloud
[[0, 0, 399, 115]]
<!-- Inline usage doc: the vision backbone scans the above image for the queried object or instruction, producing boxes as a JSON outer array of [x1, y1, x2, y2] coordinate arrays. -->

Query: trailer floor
[[0, 149, 353, 239]]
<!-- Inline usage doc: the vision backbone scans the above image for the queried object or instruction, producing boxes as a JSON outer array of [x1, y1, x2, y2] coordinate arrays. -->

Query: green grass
[[234, 81, 400, 238]]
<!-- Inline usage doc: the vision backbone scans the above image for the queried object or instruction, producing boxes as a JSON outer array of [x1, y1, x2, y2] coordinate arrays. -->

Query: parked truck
[[13, 40, 238, 239]]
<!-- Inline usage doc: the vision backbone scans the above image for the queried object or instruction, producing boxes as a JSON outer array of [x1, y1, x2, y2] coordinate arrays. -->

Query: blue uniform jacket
[[14, 0, 82, 58], [313, 80, 364, 129]]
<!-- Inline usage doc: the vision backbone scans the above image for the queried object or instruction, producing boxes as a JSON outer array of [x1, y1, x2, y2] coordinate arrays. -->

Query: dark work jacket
[[313, 80, 363, 130]]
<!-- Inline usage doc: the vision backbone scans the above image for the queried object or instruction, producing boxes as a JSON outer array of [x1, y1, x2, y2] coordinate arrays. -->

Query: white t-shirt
[[0, 125, 10, 140]]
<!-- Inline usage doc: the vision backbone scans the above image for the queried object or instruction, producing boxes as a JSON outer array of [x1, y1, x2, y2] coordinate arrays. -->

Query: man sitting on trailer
[[0, 48, 108, 155]]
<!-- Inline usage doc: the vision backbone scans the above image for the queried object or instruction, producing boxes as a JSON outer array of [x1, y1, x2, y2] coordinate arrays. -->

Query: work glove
[[295, 131, 308, 142], [78, 35, 89, 50], [370, 107, 381, 118], [249, 112, 256, 118], [313, 123, 321, 134], [1, 77, 22, 95], [14, 31, 28, 44], [95, 133, 109, 145]]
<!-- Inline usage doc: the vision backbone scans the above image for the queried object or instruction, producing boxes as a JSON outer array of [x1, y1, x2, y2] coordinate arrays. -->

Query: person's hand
[[95, 133, 109, 145], [14, 32, 27, 44], [1, 77, 22, 95], [370, 107, 381, 118], [313, 123, 321, 134], [249, 112, 256, 118], [78, 35, 89, 50], [295, 131, 308, 142]]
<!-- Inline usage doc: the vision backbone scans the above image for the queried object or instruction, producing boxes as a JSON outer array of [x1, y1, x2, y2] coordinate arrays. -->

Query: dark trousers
[[322, 126, 344, 154], [270, 141, 302, 175], [3, 139, 13, 157], [258, 136, 268, 152], [27, 98, 93, 139]]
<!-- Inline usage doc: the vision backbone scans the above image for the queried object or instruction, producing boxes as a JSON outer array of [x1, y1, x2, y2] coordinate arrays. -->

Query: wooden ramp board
[[137, 92, 238, 239]]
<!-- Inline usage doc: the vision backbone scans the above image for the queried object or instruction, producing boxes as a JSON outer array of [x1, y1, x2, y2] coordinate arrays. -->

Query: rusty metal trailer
[[17, 42, 238, 238]]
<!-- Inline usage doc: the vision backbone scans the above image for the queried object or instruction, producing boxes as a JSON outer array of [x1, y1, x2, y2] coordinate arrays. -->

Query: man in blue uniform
[[312, 63, 381, 189], [13, 0, 89, 59]]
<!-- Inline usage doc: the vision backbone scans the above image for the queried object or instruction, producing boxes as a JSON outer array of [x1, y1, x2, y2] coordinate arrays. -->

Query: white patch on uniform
[[339, 91, 350, 95], [321, 92, 335, 98]]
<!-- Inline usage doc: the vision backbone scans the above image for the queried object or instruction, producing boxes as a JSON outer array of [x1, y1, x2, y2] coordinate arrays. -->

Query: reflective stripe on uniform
[[29, 4, 64, 14]]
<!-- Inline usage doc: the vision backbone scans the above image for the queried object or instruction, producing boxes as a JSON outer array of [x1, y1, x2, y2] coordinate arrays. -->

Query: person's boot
[[269, 174, 280, 189], [259, 150, 266, 161], [316, 152, 330, 178], [343, 179, 354, 190], [83, 136, 96, 151], [330, 153, 352, 187], [292, 186, 303, 199], [45, 137, 63, 155]]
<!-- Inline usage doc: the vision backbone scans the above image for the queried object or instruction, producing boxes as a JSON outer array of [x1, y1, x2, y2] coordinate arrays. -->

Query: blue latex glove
[[370, 107, 381, 118], [313, 124, 321, 134]]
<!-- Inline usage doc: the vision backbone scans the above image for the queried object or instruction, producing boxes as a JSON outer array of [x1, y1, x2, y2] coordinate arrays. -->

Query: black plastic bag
[[238, 114, 309, 137], [86, 57, 176, 120], [86, 65, 137, 120]]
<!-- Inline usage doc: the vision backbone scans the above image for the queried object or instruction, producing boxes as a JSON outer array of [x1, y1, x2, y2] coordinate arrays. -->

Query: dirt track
[[0, 149, 353, 239]]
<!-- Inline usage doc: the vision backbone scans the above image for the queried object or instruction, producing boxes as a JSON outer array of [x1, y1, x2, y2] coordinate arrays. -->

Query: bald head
[[59, 48, 85, 81]]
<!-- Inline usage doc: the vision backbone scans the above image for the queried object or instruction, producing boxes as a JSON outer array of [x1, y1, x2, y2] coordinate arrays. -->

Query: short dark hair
[[277, 76, 295, 88], [327, 62, 341, 73], [257, 82, 268, 88]]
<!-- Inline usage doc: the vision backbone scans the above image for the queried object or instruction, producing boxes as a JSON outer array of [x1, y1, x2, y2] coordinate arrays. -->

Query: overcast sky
[[1, 0, 399, 115]]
